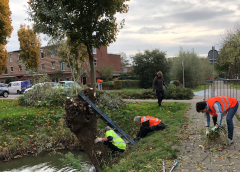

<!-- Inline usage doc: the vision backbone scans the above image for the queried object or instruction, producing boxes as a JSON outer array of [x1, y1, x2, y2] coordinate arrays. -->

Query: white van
[[8, 81, 31, 94]]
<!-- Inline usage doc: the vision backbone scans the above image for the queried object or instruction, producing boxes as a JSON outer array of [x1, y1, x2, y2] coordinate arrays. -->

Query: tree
[[17, 24, 41, 70], [0, 0, 13, 45], [171, 48, 213, 88], [119, 52, 130, 68], [131, 49, 170, 88], [27, 0, 129, 92], [0, 45, 8, 74], [98, 65, 113, 81]]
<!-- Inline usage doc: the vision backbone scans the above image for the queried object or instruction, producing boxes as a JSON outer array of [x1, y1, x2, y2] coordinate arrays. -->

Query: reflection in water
[[0, 150, 92, 172]]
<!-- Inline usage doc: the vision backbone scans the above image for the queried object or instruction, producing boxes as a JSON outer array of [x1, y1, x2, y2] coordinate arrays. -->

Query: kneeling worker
[[196, 96, 239, 145], [134, 116, 165, 139], [94, 126, 126, 155]]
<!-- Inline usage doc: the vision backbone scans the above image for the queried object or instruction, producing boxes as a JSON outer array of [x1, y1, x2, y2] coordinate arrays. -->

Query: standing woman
[[152, 71, 167, 107]]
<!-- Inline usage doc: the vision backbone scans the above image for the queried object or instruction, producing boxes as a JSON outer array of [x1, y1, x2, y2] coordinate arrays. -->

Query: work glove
[[164, 85, 167, 89], [94, 137, 102, 144], [209, 126, 218, 133], [206, 127, 210, 137], [206, 130, 210, 137]]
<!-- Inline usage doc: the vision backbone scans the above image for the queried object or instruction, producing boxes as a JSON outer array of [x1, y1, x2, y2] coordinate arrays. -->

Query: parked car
[[24, 82, 58, 94], [8, 81, 31, 94], [0, 83, 9, 98], [54, 81, 81, 91]]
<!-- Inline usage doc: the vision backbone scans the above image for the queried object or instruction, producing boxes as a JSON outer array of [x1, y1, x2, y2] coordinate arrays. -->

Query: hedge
[[114, 80, 140, 89], [107, 85, 194, 100]]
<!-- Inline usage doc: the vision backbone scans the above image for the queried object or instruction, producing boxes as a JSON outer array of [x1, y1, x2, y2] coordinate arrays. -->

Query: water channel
[[0, 149, 92, 172]]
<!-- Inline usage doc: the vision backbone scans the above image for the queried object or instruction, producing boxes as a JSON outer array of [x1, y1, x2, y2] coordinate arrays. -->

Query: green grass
[[226, 81, 240, 89], [97, 101, 190, 171], [0, 99, 74, 150], [191, 83, 211, 92]]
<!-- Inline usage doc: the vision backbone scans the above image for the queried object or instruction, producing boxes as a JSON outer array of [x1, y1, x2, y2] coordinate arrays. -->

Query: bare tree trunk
[[86, 44, 96, 92], [64, 88, 109, 171]]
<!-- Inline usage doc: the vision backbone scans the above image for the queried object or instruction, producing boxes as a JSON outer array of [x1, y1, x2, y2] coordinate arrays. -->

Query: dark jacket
[[152, 76, 165, 91]]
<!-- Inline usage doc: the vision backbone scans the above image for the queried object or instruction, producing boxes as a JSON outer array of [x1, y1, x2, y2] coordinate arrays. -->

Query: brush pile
[[204, 125, 228, 149]]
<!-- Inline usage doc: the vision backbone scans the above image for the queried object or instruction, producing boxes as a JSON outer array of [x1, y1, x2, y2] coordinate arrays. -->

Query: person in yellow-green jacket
[[94, 126, 126, 155]]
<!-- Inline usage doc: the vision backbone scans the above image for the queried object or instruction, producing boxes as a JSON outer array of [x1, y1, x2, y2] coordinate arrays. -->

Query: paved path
[[124, 92, 240, 172]]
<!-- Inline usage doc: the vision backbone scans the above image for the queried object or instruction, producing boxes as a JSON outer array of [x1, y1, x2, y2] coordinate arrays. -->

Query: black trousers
[[156, 90, 165, 106], [103, 141, 125, 155], [138, 125, 166, 138], [212, 116, 217, 126]]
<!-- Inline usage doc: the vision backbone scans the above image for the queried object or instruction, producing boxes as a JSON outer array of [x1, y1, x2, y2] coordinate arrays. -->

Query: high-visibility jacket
[[105, 130, 126, 150], [206, 96, 237, 116], [141, 116, 161, 127]]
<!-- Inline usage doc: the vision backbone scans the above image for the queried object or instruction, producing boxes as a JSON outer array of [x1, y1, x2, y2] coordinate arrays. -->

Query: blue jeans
[[227, 102, 239, 140]]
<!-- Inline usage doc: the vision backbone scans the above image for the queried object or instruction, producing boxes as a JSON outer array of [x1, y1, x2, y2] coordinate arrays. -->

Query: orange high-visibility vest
[[206, 96, 237, 116], [141, 116, 161, 127]]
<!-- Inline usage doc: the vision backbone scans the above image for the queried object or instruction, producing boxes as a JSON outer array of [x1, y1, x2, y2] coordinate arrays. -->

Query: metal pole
[[183, 60, 185, 88], [212, 46, 215, 97]]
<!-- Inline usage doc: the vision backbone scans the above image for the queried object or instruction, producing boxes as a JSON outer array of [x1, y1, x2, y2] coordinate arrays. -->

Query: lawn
[[97, 101, 190, 171], [0, 99, 74, 151]]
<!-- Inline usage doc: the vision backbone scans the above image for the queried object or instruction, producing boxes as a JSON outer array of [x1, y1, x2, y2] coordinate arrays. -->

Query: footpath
[[124, 93, 240, 172]]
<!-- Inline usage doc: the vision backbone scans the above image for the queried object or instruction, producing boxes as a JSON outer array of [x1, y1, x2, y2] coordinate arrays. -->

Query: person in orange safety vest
[[133, 116, 165, 140], [196, 96, 239, 145]]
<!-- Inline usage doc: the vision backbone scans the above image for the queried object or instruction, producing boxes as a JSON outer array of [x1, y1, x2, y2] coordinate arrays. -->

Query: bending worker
[[196, 96, 239, 145], [134, 116, 165, 139], [94, 126, 126, 155]]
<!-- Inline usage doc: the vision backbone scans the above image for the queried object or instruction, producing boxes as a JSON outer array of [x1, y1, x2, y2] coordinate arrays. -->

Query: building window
[[93, 47, 96, 54], [10, 66, 13, 72], [60, 62, 65, 71], [18, 53, 20, 60], [51, 51, 55, 58], [10, 53, 12, 62], [4, 69, 7, 75], [66, 77, 69, 81], [19, 65, 22, 72], [51, 61, 55, 69], [41, 63, 45, 70], [94, 59, 97, 67], [40, 49, 44, 59]]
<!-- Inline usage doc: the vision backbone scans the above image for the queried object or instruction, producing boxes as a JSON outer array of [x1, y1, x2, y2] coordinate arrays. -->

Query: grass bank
[[0, 99, 78, 161], [97, 101, 190, 171]]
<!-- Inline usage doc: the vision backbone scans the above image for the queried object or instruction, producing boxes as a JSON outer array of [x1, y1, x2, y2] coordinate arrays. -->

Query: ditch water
[[0, 149, 92, 172]]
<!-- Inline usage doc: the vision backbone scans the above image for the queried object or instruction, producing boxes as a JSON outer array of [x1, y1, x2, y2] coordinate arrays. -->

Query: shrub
[[16, 84, 86, 107], [114, 80, 122, 89], [102, 81, 114, 87], [96, 90, 124, 111], [108, 85, 194, 100]]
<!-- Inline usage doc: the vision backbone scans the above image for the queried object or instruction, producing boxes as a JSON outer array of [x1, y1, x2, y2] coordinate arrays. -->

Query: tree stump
[[64, 88, 110, 171]]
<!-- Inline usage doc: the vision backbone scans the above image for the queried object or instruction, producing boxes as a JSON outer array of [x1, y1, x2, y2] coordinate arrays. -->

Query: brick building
[[0, 46, 123, 84]]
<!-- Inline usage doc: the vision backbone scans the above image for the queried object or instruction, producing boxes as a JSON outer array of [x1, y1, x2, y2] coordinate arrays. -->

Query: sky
[[6, 0, 240, 58]]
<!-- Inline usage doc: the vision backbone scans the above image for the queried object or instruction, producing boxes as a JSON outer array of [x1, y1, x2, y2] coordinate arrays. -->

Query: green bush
[[17, 84, 86, 107], [114, 80, 122, 89], [96, 90, 124, 111], [109, 85, 194, 100], [102, 81, 114, 87]]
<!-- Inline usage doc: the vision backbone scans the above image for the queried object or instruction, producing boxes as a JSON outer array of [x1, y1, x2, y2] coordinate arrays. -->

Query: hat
[[105, 126, 112, 131]]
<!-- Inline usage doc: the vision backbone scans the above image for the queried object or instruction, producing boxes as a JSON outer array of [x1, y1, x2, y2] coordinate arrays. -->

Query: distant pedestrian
[[152, 71, 167, 107], [196, 96, 239, 145]]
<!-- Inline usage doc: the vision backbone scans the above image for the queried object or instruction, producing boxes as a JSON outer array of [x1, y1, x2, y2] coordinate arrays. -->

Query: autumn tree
[[119, 52, 130, 68], [17, 24, 41, 70], [27, 0, 129, 92], [0, 45, 8, 74], [131, 49, 170, 88], [0, 0, 13, 45], [98, 64, 113, 81], [0, 0, 13, 74]]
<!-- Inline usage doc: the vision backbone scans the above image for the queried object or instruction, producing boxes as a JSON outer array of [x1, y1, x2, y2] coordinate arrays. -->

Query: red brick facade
[[0, 46, 123, 84]]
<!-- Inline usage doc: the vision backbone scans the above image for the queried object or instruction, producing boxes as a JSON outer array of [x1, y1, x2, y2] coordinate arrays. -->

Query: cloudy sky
[[6, 0, 240, 58]]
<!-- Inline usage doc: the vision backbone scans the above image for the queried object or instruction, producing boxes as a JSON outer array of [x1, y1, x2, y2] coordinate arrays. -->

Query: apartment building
[[0, 46, 123, 84]]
